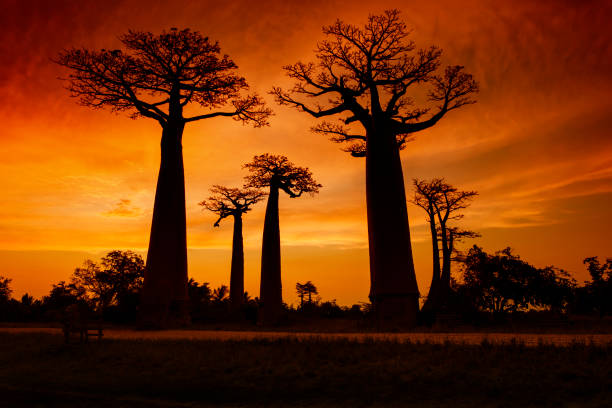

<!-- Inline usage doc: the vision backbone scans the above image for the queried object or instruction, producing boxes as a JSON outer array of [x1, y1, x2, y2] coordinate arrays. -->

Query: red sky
[[1, 0, 611, 306]]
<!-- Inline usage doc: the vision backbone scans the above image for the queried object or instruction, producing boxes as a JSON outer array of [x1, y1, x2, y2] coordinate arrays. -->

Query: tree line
[[0, 251, 363, 323], [0, 249, 610, 324]]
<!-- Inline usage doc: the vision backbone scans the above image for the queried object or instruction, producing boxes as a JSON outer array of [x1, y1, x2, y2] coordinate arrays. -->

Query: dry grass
[[0, 332, 610, 407]]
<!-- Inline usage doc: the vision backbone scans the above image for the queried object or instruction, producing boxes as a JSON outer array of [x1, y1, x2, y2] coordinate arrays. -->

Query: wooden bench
[[61, 305, 104, 343]]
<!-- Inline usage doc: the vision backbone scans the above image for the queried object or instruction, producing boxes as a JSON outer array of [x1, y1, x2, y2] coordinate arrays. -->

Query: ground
[[0, 331, 610, 407]]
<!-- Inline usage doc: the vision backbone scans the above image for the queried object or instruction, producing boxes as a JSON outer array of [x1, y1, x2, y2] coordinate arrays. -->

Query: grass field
[[0, 332, 610, 407]]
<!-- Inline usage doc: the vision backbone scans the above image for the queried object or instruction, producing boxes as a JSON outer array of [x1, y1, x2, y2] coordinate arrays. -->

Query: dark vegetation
[[0, 250, 610, 331], [0, 332, 610, 407]]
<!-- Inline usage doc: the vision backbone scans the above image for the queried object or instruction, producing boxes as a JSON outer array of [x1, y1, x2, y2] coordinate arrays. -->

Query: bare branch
[[199, 185, 265, 227], [272, 9, 478, 158], [56, 28, 272, 128]]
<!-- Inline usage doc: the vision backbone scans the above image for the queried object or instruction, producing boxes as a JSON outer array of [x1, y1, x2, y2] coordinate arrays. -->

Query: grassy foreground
[[0, 333, 610, 407]]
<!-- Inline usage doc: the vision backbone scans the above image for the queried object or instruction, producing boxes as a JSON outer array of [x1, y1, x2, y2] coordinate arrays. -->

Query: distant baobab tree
[[199, 185, 264, 311], [296, 281, 318, 308], [244, 154, 321, 324], [56, 28, 272, 326], [272, 9, 478, 325], [413, 178, 478, 312]]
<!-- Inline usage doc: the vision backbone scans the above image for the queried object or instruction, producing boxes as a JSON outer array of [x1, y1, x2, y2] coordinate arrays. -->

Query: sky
[[1, 0, 611, 306]]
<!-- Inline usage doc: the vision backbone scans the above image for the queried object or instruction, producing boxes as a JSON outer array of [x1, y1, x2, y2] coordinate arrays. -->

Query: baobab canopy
[[56, 28, 271, 127]]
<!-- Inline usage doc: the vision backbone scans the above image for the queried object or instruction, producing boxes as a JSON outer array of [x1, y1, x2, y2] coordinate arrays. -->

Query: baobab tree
[[296, 281, 319, 308], [244, 154, 321, 324], [199, 185, 264, 311], [56, 28, 271, 326], [412, 179, 444, 312], [272, 10, 478, 324], [413, 178, 478, 312]]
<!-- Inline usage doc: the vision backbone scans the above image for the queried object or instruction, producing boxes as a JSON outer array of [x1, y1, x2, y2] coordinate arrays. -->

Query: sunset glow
[[1, 0, 611, 306]]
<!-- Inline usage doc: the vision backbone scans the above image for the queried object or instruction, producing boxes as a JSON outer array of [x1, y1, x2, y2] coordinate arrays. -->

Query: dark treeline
[[0, 251, 368, 325], [0, 249, 610, 325]]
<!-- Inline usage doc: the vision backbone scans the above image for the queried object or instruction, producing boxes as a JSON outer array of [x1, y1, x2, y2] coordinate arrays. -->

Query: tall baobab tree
[[244, 154, 321, 324], [199, 185, 264, 311], [272, 10, 478, 325], [56, 28, 271, 326], [413, 179, 444, 312], [413, 178, 478, 312]]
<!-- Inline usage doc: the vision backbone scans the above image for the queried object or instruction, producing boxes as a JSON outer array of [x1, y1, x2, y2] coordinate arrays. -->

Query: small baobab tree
[[412, 178, 478, 312], [272, 9, 478, 325], [296, 281, 319, 308], [244, 154, 321, 324], [199, 185, 264, 311], [56, 28, 271, 326]]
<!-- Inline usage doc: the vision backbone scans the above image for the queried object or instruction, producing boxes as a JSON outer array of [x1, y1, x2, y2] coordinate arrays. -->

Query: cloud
[[102, 199, 142, 218]]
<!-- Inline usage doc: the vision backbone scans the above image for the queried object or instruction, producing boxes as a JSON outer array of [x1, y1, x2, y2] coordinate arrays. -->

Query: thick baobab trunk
[[258, 182, 282, 324], [366, 128, 419, 326], [422, 205, 442, 312], [140, 120, 190, 327], [230, 213, 245, 311]]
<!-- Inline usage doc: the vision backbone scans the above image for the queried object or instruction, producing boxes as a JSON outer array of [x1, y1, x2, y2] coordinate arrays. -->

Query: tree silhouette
[[200, 185, 264, 311], [413, 178, 478, 312], [272, 10, 478, 324], [56, 28, 271, 326], [71, 250, 145, 312], [212, 285, 229, 304], [582, 257, 612, 316], [296, 281, 319, 309], [458, 246, 575, 315], [0, 276, 12, 303], [244, 154, 321, 324], [43, 281, 88, 312]]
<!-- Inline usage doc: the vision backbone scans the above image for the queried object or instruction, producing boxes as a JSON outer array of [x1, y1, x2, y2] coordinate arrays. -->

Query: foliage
[[56, 28, 271, 127], [71, 250, 145, 313], [199, 185, 264, 226], [188, 279, 255, 322], [243, 154, 321, 196], [43, 281, 88, 311], [573, 257, 612, 316], [0, 276, 12, 303], [455, 246, 576, 315], [296, 281, 319, 308]]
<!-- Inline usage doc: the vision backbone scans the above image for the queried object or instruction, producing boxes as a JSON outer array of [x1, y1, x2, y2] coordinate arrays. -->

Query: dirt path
[[2, 327, 611, 345]]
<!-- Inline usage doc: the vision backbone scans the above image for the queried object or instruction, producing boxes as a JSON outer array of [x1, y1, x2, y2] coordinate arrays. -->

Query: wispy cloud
[[102, 199, 142, 218]]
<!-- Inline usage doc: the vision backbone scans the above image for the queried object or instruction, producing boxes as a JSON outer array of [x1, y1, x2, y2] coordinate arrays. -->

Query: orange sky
[[1, 0, 611, 306]]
